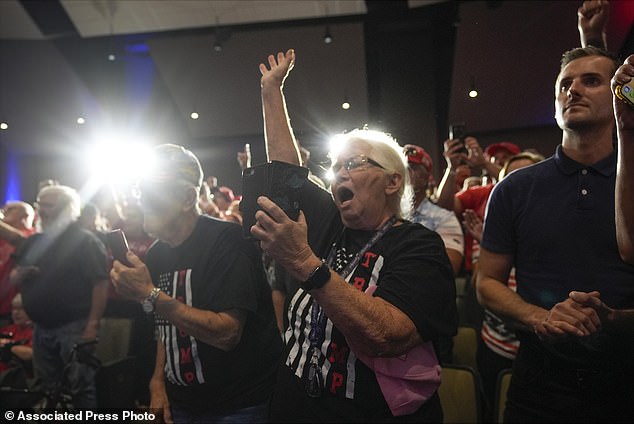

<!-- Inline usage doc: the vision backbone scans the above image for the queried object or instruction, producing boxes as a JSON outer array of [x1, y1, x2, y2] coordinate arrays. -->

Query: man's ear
[[385, 173, 403, 196], [182, 186, 199, 211]]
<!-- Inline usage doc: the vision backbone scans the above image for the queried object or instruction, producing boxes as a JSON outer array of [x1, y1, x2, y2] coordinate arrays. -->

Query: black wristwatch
[[301, 261, 331, 291]]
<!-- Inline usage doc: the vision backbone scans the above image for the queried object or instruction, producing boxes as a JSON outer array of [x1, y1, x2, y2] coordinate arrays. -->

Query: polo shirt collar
[[554, 144, 615, 177]]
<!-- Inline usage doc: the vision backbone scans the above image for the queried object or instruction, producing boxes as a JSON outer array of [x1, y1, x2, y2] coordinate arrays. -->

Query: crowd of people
[[0, 1, 632, 422]]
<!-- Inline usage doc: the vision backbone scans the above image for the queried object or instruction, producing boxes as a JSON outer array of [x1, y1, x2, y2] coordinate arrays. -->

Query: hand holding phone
[[240, 161, 308, 239], [107, 229, 132, 267], [615, 81, 634, 108], [449, 123, 469, 155]]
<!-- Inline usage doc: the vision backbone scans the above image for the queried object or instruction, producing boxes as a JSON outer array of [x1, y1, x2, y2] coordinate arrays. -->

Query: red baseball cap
[[403, 144, 433, 173], [485, 142, 520, 157]]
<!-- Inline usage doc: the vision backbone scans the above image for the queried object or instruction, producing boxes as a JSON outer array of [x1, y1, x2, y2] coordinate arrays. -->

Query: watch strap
[[142, 287, 161, 313], [301, 261, 331, 291]]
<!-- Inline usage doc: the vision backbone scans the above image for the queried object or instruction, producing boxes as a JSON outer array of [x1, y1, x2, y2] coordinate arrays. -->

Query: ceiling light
[[108, 54, 116, 61], [77, 117, 86, 125], [341, 95, 350, 110], [468, 78, 478, 98], [190, 112, 199, 120], [324, 26, 333, 44], [0, 122, 8, 130]]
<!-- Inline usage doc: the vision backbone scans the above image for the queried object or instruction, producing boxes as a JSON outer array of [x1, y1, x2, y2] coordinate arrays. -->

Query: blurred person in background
[[11, 185, 109, 408], [0, 201, 35, 328]]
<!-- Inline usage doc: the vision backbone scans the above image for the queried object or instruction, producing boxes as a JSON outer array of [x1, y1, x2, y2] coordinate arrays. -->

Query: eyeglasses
[[331, 155, 385, 174]]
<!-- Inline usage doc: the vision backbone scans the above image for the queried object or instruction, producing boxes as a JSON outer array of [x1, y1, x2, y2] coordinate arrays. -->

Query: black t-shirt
[[144, 215, 281, 412], [15, 223, 108, 328], [276, 177, 458, 420]]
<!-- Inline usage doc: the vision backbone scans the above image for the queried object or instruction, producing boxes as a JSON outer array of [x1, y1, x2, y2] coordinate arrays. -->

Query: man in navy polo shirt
[[477, 46, 634, 422]]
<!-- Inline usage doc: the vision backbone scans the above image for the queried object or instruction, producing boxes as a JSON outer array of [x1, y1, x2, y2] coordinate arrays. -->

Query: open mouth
[[337, 187, 354, 204]]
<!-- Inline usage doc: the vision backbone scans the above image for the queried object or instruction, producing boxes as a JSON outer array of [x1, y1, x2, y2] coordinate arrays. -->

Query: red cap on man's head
[[403, 144, 433, 173], [485, 142, 521, 157]]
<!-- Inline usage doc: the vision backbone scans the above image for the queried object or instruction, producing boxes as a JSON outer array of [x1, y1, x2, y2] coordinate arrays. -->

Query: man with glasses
[[110, 144, 281, 423], [11, 185, 109, 408]]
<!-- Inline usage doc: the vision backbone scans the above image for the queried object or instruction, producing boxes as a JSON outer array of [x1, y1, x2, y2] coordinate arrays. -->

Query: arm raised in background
[[259, 49, 301, 165], [435, 138, 467, 211], [612, 55, 634, 264], [578, 0, 609, 49]]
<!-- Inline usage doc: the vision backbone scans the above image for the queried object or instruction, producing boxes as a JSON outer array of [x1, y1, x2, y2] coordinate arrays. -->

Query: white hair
[[38, 185, 81, 221], [329, 129, 414, 219]]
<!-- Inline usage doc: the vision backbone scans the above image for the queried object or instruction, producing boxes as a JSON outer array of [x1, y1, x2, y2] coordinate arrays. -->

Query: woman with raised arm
[[251, 49, 457, 422]]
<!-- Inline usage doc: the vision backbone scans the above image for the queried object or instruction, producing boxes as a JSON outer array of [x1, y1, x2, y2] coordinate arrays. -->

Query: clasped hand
[[534, 291, 612, 342]]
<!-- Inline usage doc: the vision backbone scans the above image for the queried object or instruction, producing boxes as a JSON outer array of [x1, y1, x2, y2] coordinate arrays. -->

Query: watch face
[[142, 301, 153, 313]]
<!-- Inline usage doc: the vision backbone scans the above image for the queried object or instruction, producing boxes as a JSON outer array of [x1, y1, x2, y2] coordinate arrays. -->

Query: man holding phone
[[110, 144, 280, 423]]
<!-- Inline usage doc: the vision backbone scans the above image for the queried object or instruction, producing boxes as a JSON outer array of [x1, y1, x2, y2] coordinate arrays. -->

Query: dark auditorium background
[[0, 0, 632, 203]]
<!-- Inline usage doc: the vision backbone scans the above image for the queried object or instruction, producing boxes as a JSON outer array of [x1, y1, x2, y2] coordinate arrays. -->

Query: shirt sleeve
[[375, 228, 458, 342], [198, 224, 266, 314], [78, 234, 109, 285], [481, 180, 516, 255], [435, 212, 465, 254]]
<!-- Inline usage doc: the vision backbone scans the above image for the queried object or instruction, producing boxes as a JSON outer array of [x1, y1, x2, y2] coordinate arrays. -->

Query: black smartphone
[[449, 123, 469, 155], [107, 229, 132, 266], [240, 161, 309, 239]]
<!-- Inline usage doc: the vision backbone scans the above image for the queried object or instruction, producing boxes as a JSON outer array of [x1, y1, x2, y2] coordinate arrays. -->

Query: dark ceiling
[[0, 0, 632, 203]]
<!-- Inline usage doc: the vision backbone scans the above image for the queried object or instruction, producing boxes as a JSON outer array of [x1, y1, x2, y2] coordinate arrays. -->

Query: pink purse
[[352, 341, 441, 416], [349, 285, 442, 416]]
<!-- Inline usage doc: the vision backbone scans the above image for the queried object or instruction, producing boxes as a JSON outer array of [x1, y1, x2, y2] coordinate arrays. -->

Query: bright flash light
[[341, 102, 350, 110], [328, 134, 346, 161], [85, 138, 155, 185], [0, 122, 8, 130], [190, 112, 199, 120], [77, 117, 85, 124], [325, 168, 335, 181], [469, 89, 478, 98]]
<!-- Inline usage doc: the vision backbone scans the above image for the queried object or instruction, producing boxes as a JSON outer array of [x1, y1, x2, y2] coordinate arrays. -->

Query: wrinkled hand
[[533, 295, 602, 342], [259, 49, 295, 89], [110, 251, 154, 302], [462, 209, 483, 242], [443, 138, 468, 170], [578, 0, 609, 40], [250, 196, 314, 280], [612, 54, 634, 131]]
